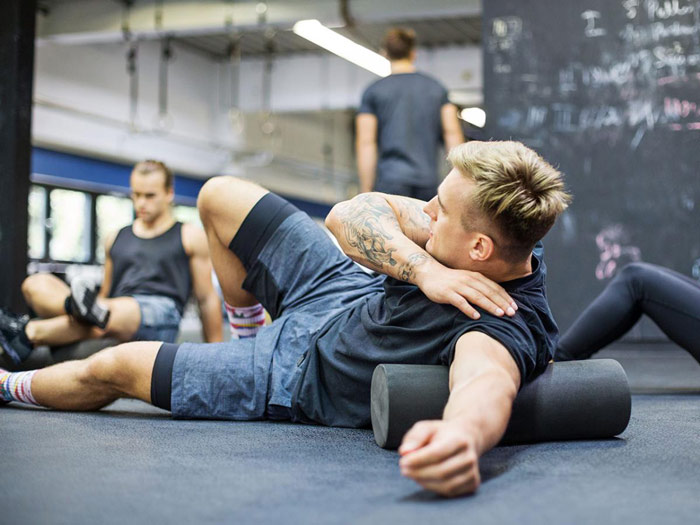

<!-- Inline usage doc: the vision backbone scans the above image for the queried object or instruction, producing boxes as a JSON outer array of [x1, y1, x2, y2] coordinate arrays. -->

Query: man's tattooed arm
[[336, 194, 400, 270], [397, 253, 431, 281], [327, 193, 434, 282], [391, 197, 431, 248], [327, 192, 519, 320]]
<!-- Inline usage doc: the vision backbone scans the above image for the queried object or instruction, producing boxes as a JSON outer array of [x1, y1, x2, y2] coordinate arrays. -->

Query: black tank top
[[108, 222, 191, 315]]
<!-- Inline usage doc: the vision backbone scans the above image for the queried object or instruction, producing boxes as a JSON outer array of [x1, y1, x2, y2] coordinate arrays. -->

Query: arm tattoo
[[337, 195, 400, 269], [397, 252, 431, 282], [394, 199, 431, 241]]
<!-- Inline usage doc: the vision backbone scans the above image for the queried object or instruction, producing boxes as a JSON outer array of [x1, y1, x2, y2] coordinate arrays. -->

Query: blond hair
[[132, 160, 174, 190], [448, 141, 571, 263]]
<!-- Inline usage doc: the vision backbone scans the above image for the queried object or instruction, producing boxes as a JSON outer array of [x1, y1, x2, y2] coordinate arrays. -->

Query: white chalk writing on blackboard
[[692, 258, 700, 280], [482, 1, 700, 327], [595, 225, 642, 281], [646, 0, 694, 21], [490, 16, 522, 52], [623, 0, 640, 19], [582, 11, 607, 37]]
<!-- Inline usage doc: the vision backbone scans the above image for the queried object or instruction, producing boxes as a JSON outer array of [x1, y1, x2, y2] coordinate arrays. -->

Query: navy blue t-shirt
[[358, 72, 450, 189], [292, 244, 559, 428]]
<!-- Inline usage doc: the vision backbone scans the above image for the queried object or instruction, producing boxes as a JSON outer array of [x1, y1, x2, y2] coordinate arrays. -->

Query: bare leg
[[21, 273, 70, 318], [25, 297, 141, 346], [197, 176, 269, 307], [30, 341, 161, 410], [25, 316, 95, 346]]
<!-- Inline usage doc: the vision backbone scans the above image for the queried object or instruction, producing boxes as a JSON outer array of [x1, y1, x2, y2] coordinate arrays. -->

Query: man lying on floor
[[0, 141, 570, 497]]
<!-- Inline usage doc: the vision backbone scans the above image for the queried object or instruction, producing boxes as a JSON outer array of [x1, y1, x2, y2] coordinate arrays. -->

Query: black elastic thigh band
[[228, 192, 299, 269], [150, 343, 179, 411]]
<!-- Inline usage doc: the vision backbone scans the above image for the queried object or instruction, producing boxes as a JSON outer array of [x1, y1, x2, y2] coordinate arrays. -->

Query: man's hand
[[415, 260, 517, 320], [399, 333, 521, 498], [398, 420, 481, 497]]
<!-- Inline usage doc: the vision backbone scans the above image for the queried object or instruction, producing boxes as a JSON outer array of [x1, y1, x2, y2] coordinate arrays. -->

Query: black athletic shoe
[[67, 278, 110, 329], [0, 308, 33, 364]]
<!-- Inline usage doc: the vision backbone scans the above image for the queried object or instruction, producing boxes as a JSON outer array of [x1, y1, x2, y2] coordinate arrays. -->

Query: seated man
[[0, 160, 222, 365], [0, 142, 570, 497]]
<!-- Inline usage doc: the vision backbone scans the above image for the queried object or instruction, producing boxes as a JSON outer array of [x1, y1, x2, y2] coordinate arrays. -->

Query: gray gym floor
[[3, 342, 700, 524]]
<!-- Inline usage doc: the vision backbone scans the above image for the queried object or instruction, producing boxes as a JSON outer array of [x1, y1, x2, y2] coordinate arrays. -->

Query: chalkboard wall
[[483, 0, 700, 333]]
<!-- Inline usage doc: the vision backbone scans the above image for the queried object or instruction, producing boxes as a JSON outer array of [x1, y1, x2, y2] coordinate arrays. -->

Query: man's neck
[[390, 60, 416, 74], [470, 256, 533, 284], [134, 211, 175, 238]]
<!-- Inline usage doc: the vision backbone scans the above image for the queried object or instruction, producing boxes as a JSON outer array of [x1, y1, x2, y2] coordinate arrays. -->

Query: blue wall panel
[[30, 147, 332, 217]]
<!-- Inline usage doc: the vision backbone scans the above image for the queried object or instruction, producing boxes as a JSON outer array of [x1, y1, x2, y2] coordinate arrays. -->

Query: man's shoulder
[[362, 74, 385, 90], [180, 222, 207, 257], [108, 224, 131, 247], [414, 71, 446, 85], [396, 72, 448, 96]]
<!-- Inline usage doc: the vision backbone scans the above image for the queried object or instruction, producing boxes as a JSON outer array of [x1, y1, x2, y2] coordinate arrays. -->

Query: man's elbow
[[197, 291, 220, 311], [450, 364, 520, 403], [325, 204, 342, 232]]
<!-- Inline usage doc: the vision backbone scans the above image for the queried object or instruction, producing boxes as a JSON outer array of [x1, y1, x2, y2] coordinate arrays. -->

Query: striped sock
[[0, 368, 40, 406], [225, 302, 266, 339]]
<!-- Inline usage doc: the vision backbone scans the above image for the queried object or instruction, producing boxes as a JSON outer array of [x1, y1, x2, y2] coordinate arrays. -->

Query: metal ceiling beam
[[37, 0, 481, 45]]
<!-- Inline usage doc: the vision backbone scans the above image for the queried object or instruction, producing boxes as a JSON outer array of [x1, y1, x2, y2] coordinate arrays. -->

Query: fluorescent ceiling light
[[293, 19, 391, 77], [460, 107, 486, 128]]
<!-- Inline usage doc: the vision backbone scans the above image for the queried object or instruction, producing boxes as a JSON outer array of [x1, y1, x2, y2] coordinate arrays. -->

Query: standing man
[[356, 27, 465, 200], [0, 160, 222, 364]]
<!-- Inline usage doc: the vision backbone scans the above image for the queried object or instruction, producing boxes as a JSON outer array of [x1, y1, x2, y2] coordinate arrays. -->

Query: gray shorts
[[132, 294, 181, 343], [160, 193, 383, 420]]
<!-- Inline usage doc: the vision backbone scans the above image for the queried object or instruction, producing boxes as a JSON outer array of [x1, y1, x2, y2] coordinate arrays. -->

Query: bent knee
[[82, 343, 141, 390], [197, 176, 240, 217], [21, 274, 54, 303], [617, 262, 656, 282], [197, 176, 267, 223]]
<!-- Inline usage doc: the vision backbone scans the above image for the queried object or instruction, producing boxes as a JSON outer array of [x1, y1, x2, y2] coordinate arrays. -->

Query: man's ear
[[468, 234, 495, 262]]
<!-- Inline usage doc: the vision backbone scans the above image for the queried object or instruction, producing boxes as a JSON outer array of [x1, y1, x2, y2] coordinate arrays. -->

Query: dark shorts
[[151, 193, 384, 420]]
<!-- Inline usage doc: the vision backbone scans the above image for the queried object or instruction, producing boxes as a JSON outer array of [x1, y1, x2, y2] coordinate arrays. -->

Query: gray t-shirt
[[358, 72, 450, 189]]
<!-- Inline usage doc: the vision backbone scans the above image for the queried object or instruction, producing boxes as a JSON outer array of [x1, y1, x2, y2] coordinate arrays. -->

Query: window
[[173, 204, 201, 228], [96, 194, 134, 263], [27, 185, 47, 259], [48, 189, 92, 263], [28, 182, 204, 266]]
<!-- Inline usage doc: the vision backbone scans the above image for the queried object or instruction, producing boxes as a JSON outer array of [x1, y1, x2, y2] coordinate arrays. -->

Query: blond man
[[0, 160, 222, 365], [0, 142, 569, 498]]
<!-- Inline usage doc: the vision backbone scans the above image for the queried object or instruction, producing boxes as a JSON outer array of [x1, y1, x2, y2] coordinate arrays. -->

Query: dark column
[[0, 0, 36, 311]]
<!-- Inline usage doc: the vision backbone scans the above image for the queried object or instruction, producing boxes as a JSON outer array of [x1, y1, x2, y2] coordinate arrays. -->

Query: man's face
[[130, 171, 173, 224], [423, 169, 478, 269]]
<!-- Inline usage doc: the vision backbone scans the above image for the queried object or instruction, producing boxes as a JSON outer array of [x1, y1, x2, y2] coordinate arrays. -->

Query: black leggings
[[556, 263, 700, 364]]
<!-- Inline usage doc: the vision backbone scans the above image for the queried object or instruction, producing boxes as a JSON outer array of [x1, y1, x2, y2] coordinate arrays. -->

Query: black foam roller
[[371, 359, 631, 449]]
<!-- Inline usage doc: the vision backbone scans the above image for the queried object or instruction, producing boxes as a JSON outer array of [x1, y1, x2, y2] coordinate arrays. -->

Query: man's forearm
[[199, 294, 223, 342], [443, 370, 517, 455], [357, 143, 378, 193], [327, 193, 433, 283], [444, 130, 464, 154]]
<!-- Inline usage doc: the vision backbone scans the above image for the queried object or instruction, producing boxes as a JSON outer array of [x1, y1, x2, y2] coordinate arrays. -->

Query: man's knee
[[82, 343, 142, 391], [197, 176, 268, 228], [21, 274, 50, 304], [197, 176, 239, 221]]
